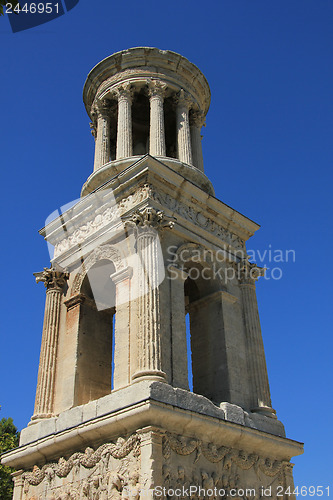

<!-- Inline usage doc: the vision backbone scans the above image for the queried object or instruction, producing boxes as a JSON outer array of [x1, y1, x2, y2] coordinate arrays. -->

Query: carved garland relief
[[22, 434, 140, 499], [162, 432, 290, 499]]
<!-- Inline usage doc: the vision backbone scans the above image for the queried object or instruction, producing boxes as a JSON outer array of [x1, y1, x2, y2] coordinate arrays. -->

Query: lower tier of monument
[[2, 381, 303, 499]]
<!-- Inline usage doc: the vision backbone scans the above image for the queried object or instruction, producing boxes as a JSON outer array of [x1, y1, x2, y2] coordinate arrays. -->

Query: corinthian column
[[148, 79, 167, 157], [175, 89, 193, 165], [190, 110, 205, 172], [238, 260, 276, 417], [127, 208, 174, 382], [92, 99, 111, 171], [32, 268, 69, 420], [115, 84, 133, 159]]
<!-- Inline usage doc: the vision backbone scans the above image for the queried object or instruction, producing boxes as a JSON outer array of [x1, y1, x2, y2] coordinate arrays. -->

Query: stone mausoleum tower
[[3, 48, 303, 499]]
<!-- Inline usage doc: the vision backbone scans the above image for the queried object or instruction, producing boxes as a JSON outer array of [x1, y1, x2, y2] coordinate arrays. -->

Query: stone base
[[2, 382, 303, 500]]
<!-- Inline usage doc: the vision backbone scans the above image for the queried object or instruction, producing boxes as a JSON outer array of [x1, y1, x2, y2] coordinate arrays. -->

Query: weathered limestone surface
[[92, 99, 111, 171], [3, 382, 301, 499], [1, 48, 303, 499], [31, 268, 68, 420], [176, 89, 193, 165], [115, 84, 133, 159], [148, 79, 166, 157]]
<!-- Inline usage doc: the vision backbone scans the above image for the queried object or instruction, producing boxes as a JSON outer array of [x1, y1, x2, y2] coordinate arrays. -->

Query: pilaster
[[111, 267, 133, 390], [168, 266, 189, 390]]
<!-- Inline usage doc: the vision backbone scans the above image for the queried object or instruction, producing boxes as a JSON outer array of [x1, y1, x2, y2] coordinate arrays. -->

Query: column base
[[132, 370, 167, 383], [30, 413, 54, 424], [251, 406, 277, 419]]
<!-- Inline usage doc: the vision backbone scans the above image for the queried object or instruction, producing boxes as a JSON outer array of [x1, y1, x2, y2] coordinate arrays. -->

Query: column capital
[[190, 109, 206, 128], [34, 267, 69, 292], [147, 79, 167, 99], [125, 207, 176, 233], [174, 89, 193, 109], [92, 98, 112, 118], [236, 259, 265, 285], [113, 83, 134, 102]]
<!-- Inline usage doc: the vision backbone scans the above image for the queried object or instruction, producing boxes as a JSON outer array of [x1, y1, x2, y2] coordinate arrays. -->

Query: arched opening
[[164, 96, 177, 158], [132, 90, 150, 155], [109, 99, 118, 161], [184, 263, 229, 404], [185, 312, 193, 391], [74, 259, 116, 406]]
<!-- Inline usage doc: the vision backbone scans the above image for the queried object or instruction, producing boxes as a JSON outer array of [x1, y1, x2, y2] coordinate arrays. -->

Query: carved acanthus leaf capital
[[124, 207, 176, 233], [174, 89, 193, 110], [34, 267, 69, 292], [236, 259, 265, 285], [113, 82, 134, 102], [147, 79, 167, 99], [92, 98, 112, 118], [190, 109, 206, 128]]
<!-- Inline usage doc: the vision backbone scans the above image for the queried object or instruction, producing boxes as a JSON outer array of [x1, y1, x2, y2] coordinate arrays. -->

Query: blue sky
[[1, 0, 332, 493]]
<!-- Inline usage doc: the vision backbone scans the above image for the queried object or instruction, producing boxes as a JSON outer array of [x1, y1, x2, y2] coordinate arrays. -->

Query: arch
[[174, 242, 229, 404], [71, 244, 126, 296], [68, 244, 126, 407]]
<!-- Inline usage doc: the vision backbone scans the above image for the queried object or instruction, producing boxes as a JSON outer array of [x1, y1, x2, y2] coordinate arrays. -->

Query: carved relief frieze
[[53, 183, 244, 259], [162, 432, 288, 498], [150, 190, 245, 249], [53, 184, 151, 258], [22, 433, 140, 499]]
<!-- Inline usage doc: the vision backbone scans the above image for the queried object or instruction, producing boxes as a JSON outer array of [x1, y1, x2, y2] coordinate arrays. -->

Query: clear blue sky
[[1, 0, 332, 493]]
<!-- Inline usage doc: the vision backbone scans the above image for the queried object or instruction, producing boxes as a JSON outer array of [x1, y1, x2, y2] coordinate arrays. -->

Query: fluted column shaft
[[239, 262, 274, 415], [32, 269, 68, 419], [176, 90, 193, 165], [93, 100, 111, 171], [134, 227, 165, 380], [190, 111, 205, 172], [116, 85, 133, 159], [127, 208, 174, 382], [148, 80, 166, 156]]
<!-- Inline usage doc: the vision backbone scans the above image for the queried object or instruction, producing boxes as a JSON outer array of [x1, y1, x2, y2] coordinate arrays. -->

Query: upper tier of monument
[[81, 47, 213, 196]]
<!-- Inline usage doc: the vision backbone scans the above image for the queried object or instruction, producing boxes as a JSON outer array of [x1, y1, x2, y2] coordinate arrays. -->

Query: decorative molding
[[64, 293, 86, 310], [23, 433, 140, 486]]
